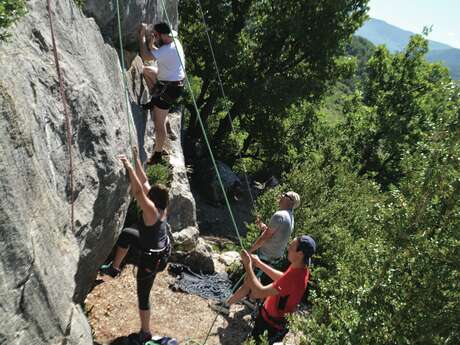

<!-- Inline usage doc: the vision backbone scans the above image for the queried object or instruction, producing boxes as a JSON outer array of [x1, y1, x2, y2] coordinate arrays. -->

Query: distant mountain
[[356, 18, 452, 52], [426, 49, 460, 79], [356, 18, 460, 79]]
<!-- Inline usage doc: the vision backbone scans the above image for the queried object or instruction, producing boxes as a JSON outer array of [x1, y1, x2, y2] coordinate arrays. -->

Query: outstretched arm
[[241, 251, 278, 299], [132, 146, 151, 194], [119, 155, 158, 224], [252, 254, 284, 281], [139, 24, 156, 62]]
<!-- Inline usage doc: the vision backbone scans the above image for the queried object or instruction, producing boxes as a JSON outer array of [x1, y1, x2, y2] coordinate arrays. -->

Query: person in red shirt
[[240, 235, 316, 344]]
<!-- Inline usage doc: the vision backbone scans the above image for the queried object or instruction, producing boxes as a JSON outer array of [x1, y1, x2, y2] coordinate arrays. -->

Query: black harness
[[140, 236, 171, 272]]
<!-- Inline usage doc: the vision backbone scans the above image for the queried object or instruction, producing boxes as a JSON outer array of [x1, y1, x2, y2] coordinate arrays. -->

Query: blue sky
[[368, 0, 460, 48]]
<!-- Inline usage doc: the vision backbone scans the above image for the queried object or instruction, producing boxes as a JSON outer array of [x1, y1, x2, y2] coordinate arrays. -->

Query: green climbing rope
[[115, 0, 135, 153], [158, 0, 245, 250]]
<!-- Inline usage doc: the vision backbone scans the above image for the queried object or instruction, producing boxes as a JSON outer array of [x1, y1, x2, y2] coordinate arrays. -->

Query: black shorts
[[151, 80, 184, 110], [251, 311, 288, 344]]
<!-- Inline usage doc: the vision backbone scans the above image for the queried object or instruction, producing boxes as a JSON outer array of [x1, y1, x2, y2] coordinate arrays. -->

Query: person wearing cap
[[243, 235, 316, 344], [138, 22, 186, 164], [222, 236, 315, 344], [210, 191, 300, 314], [249, 191, 301, 267]]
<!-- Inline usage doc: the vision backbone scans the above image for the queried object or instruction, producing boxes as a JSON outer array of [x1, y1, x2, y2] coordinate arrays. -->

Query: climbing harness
[[46, 0, 74, 233]]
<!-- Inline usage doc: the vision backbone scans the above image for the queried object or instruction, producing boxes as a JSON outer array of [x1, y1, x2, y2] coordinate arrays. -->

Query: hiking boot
[[242, 298, 258, 311], [209, 301, 230, 315], [99, 263, 120, 279], [147, 150, 168, 165]]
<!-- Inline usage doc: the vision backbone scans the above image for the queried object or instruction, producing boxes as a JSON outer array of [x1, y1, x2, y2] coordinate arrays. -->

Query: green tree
[[341, 35, 453, 187], [180, 0, 370, 172], [0, 0, 27, 41], [243, 35, 460, 344]]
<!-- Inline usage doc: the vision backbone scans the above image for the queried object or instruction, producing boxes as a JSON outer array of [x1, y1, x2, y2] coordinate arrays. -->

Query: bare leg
[[139, 309, 151, 333], [226, 277, 251, 306], [143, 66, 158, 91], [153, 106, 169, 152], [111, 246, 129, 270]]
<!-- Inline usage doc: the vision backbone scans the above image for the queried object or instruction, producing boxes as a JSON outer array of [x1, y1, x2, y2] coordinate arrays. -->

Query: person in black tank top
[[99, 146, 171, 343]]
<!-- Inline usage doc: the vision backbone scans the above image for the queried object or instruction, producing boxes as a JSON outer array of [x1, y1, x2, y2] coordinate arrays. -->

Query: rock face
[[0, 0, 202, 343], [166, 111, 198, 232], [125, 57, 197, 232], [171, 237, 215, 274], [84, 0, 179, 50], [0, 0, 155, 343]]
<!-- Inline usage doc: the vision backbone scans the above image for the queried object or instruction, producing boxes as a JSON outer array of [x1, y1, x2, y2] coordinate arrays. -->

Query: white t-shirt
[[150, 39, 185, 82]]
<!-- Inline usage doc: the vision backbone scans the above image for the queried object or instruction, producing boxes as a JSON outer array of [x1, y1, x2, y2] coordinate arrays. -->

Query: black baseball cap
[[297, 235, 316, 265], [154, 22, 172, 35]]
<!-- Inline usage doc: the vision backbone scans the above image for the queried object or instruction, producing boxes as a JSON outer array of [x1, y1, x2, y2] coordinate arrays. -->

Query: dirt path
[[85, 264, 253, 345]]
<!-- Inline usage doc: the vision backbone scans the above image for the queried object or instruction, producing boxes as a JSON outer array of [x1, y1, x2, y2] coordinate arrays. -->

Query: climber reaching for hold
[[139, 22, 186, 165], [100, 146, 171, 344]]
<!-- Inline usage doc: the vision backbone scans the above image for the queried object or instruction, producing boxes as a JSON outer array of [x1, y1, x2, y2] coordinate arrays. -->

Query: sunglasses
[[282, 193, 294, 201]]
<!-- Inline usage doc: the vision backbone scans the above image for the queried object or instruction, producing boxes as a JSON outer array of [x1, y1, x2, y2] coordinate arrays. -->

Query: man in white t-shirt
[[139, 22, 186, 164]]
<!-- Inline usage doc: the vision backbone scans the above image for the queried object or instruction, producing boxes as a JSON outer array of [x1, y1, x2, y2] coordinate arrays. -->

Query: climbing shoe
[[99, 263, 121, 279], [241, 298, 258, 311], [209, 301, 230, 316], [147, 150, 168, 165], [128, 331, 152, 345], [166, 121, 177, 141]]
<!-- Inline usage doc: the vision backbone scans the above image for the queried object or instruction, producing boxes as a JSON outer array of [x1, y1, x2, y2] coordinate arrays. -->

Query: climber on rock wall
[[100, 146, 171, 344], [138, 22, 186, 165]]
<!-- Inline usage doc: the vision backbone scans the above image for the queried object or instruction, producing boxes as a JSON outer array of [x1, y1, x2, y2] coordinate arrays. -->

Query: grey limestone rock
[[83, 0, 179, 50], [125, 57, 197, 232], [0, 0, 137, 343], [171, 237, 215, 274], [219, 251, 241, 266], [165, 111, 197, 232], [0, 0, 196, 343], [172, 226, 199, 252]]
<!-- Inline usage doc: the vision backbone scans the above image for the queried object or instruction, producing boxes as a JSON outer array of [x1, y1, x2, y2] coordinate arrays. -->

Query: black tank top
[[138, 213, 168, 250]]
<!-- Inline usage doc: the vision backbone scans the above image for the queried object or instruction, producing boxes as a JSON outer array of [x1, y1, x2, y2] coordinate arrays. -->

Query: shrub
[[0, 0, 27, 41]]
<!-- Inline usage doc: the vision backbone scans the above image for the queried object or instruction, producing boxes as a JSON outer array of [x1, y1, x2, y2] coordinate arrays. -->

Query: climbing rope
[[158, 0, 245, 250], [156, 1, 256, 343], [115, 0, 135, 153], [195, 0, 256, 207], [46, 0, 74, 233]]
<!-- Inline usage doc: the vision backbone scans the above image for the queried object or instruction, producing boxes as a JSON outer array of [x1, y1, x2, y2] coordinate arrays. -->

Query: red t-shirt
[[262, 266, 309, 328]]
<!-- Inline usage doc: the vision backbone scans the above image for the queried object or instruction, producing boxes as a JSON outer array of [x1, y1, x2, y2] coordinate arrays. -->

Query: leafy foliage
[[240, 35, 460, 343], [341, 35, 453, 187], [0, 0, 27, 41], [180, 0, 370, 175], [180, 1, 459, 342]]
